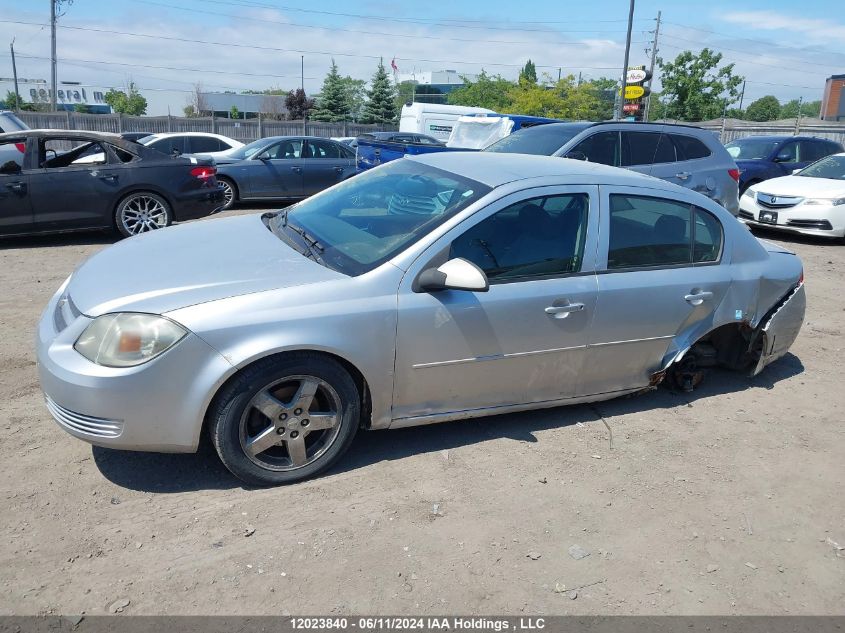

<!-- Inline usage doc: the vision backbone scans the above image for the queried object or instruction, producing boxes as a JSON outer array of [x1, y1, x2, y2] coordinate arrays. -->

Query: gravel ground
[[0, 207, 843, 616]]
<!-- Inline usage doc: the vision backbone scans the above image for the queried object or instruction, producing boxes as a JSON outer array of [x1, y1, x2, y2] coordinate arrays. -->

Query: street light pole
[[616, 0, 636, 120], [10, 39, 20, 112]]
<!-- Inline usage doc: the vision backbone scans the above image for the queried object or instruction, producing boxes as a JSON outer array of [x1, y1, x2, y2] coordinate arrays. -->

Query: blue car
[[725, 135, 843, 193]]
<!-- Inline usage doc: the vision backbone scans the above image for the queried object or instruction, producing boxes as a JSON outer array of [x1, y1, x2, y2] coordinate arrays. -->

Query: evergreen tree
[[312, 60, 348, 122], [362, 58, 398, 124], [519, 60, 537, 85]]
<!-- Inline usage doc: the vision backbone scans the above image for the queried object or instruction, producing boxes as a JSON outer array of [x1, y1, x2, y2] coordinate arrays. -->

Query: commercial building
[[395, 69, 477, 104], [821, 74, 845, 122]]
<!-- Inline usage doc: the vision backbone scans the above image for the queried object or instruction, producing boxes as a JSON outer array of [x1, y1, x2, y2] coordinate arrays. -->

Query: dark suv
[[725, 135, 844, 193], [485, 121, 740, 215]]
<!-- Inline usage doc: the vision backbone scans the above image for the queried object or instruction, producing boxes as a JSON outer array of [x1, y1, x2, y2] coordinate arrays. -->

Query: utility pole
[[300, 55, 304, 93], [794, 95, 803, 135], [10, 39, 20, 112], [616, 0, 636, 120], [50, 0, 58, 111], [643, 10, 661, 121], [738, 79, 746, 111]]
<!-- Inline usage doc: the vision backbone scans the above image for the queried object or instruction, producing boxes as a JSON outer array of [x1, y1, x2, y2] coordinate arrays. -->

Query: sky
[[0, 0, 842, 108]]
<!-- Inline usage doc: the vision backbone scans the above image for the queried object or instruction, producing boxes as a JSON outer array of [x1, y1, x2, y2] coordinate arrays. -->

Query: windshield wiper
[[266, 209, 328, 266]]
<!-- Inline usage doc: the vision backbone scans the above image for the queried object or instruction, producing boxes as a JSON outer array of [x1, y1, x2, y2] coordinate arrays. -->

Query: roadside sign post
[[621, 65, 651, 122]]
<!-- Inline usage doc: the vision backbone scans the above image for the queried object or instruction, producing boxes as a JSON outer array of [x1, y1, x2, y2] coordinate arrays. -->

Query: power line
[[0, 19, 629, 70], [135, 0, 639, 45], [177, 0, 652, 30], [659, 34, 843, 73]]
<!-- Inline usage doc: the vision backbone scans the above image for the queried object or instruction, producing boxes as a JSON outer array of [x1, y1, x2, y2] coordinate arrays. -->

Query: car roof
[[0, 129, 174, 158], [727, 135, 835, 142], [409, 151, 656, 189], [144, 132, 231, 139]]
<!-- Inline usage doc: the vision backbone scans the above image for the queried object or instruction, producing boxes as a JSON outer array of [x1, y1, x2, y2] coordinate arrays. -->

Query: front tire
[[115, 192, 172, 238], [209, 353, 360, 485]]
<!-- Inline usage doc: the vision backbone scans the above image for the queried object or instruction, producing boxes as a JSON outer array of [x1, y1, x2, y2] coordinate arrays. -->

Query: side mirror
[[774, 152, 792, 163], [565, 150, 587, 161], [256, 154, 270, 161], [418, 258, 489, 293], [792, 168, 802, 175]]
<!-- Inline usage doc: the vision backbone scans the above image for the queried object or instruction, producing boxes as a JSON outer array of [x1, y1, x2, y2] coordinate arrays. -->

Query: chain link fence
[[17, 112, 396, 142]]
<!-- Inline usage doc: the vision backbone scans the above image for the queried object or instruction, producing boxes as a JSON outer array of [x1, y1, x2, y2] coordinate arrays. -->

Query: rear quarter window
[[671, 134, 711, 161]]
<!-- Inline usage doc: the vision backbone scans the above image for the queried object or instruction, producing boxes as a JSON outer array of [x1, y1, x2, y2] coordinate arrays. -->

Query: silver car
[[37, 153, 805, 485], [484, 121, 741, 216]]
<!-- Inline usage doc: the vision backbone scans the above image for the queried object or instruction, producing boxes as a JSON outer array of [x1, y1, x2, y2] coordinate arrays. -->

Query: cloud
[[721, 11, 845, 40]]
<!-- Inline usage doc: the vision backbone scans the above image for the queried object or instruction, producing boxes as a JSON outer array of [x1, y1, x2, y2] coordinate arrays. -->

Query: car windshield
[[484, 123, 592, 155], [224, 138, 274, 160], [725, 138, 780, 160], [266, 160, 490, 276], [796, 154, 845, 180]]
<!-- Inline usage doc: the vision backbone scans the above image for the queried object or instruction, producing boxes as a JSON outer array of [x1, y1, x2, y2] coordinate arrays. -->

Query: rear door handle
[[100, 174, 118, 183], [6, 181, 26, 193], [684, 291, 713, 306], [335, 166, 344, 174], [291, 166, 302, 173], [675, 171, 691, 181], [545, 303, 585, 318]]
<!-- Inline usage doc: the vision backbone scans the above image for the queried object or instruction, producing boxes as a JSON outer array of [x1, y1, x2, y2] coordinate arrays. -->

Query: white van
[[399, 103, 495, 141]]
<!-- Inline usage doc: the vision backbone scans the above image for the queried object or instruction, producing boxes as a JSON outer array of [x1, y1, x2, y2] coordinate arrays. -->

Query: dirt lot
[[0, 208, 843, 617]]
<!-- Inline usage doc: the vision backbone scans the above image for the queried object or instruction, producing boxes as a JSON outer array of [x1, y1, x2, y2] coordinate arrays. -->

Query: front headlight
[[74, 313, 187, 367], [804, 198, 845, 206]]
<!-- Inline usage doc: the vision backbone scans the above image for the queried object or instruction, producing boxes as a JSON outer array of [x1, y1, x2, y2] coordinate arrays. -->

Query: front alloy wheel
[[210, 353, 360, 485], [116, 192, 171, 237]]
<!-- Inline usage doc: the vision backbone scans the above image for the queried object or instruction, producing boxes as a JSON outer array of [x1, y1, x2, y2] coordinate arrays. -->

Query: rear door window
[[652, 134, 678, 164], [671, 134, 711, 161], [0, 140, 26, 174], [188, 136, 225, 153], [622, 131, 661, 167], [571, 131, 621, 166], [149, 137, 185, 155], [305, 140, 342, 159], [607, 194, 692, 269], [41, 138, 108, 168], [693, 207, 723, 263]]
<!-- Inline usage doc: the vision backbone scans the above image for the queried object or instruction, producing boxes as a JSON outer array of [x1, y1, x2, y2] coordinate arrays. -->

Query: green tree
[[361, 58, 398, 124], [104, 82, 147, 115], [312, 60, 348, 122], [229, 105, 240, 119], [3, 91, 26, 111], [582, 77, 617, 120], [447, 70, 515, 111], [745, 95, 781, 122], [518, 59, 537, 85], [507, 74, 608, 120], [657, 48, 743, 121], [340, 76, 368, 122], [780, 99, 822, 119]]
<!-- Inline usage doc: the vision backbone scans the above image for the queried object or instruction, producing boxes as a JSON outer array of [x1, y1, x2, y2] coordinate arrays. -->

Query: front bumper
[[36, 287, 234, 452], [739, 197, 845, 238]]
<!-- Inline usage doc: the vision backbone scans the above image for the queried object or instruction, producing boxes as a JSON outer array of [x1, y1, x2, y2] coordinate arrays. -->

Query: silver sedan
[[37, 153, 805, 485]]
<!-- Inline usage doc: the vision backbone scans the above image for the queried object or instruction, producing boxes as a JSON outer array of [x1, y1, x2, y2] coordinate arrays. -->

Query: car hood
[[753, 175, 845, 197], [65, 214, 346, 317]]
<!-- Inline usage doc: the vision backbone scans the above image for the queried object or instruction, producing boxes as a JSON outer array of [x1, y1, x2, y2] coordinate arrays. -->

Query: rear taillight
[[15, 143, 25, 154], [728, 168, 740, 183], [190, 166, 216, 180], [799, 269, 804, 285]]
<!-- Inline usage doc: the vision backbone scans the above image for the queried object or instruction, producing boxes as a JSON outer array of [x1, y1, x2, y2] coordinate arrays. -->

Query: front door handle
[[100, 174, 118, 183], [545, 303, 585, 318], [335, 166, 344, 174], [6, 181, 26, 193], [675, 171, 691, 180], [684, 291, 713, 306]]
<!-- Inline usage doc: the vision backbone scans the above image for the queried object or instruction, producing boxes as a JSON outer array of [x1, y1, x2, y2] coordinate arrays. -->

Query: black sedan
[[213, 136, 356, 210], [0, 130, 223, 238]]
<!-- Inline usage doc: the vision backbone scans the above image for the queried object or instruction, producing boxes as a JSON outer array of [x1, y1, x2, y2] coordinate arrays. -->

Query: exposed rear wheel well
[[663, 323, 757, 391]]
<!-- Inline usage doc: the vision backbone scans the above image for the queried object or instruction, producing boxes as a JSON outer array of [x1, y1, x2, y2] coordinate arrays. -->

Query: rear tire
[[209, 353, 360, 486], [218, 177, 237, 211], [114, 191, 172, 238]]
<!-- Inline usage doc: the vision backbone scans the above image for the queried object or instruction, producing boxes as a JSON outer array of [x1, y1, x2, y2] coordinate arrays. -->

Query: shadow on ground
[[92, 353, 804, 493], [0, 231, 117, 251]]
